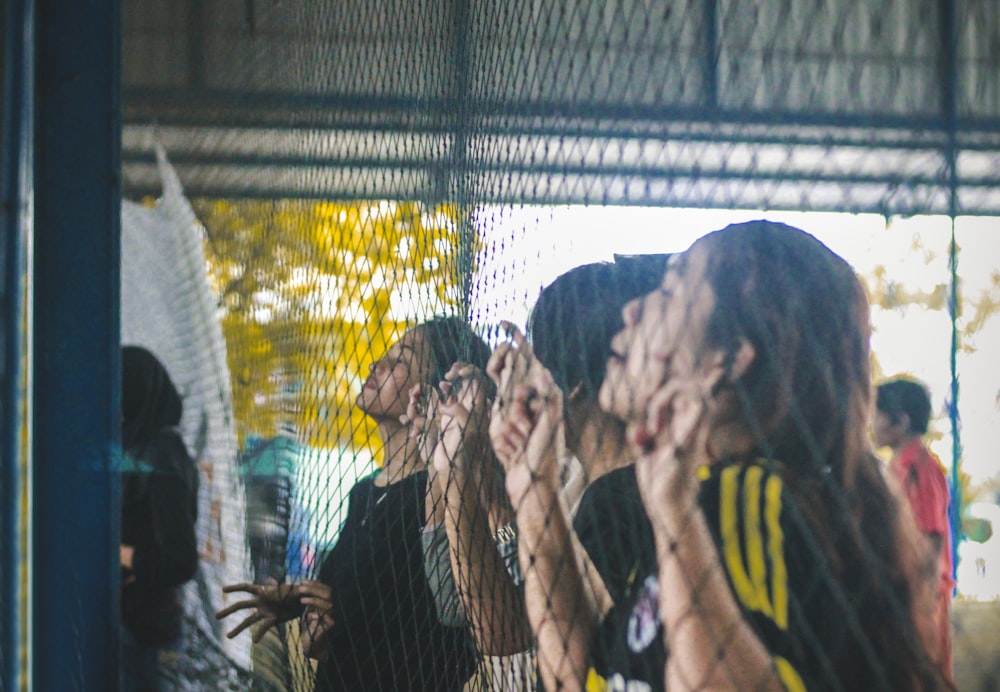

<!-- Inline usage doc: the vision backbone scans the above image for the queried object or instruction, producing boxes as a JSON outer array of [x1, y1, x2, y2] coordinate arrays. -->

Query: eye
[[391, 356, 410, 372]]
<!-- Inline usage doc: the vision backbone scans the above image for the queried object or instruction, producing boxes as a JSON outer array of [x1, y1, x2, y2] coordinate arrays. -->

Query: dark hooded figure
[[120, 345, 199, 691]]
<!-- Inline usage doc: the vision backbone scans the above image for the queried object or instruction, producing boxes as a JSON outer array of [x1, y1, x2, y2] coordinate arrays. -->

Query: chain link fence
[[112, 1, 1000, 689]]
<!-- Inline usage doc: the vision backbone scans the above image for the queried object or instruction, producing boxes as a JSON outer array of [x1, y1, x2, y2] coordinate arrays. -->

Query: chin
[[355, 393, 372, 414]]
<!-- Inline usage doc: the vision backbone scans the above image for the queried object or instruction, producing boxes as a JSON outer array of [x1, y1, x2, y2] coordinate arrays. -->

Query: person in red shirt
[[874, 377, 955, 683]]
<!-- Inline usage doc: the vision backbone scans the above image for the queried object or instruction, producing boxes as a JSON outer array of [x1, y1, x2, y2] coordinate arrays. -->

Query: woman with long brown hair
[[492, 220, 947, 691]]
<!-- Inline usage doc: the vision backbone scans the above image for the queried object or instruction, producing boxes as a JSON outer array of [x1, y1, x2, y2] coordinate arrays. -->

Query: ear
[[895, 412, 911, 435], [702, 341, 755, 395]]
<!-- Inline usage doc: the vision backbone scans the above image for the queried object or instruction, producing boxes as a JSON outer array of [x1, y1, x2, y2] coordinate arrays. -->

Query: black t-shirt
[[589, 460, 899, 692], [120, 427, 200, 646], [314, 470, 477, 692], [572, 465, 655, 607]]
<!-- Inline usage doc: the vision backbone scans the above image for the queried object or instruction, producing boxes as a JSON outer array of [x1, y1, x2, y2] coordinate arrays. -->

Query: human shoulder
[[698, 458, 787, 499], [137, 427, 195, 477], [896, 439, 948, 488], [581, 465, 638, 505], [574, 465, 641, 533], [916, 444, 948, 479]]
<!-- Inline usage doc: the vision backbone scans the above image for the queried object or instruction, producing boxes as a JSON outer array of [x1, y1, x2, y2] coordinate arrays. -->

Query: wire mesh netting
[[111, 0, 1000, 690]]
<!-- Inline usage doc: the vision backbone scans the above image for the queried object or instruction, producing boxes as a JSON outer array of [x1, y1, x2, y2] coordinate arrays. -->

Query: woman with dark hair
[[120, 345, 200, 691], [527, 256, 667, 605], [492, 221, 947, 691], [216, 316, 485, 692]]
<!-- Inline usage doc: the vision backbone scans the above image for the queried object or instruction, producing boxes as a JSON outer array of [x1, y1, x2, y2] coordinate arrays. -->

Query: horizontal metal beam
[[122, 151, 980, 189], [123, 164, 1000, 217], [123, 86, 1000, 136]]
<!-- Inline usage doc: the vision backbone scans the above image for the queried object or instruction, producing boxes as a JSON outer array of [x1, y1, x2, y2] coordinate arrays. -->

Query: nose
[[622, 296, 642, 327]]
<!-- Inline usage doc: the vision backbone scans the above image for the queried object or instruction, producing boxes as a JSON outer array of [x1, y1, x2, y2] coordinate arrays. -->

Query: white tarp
[[121, 145, 253, 687]]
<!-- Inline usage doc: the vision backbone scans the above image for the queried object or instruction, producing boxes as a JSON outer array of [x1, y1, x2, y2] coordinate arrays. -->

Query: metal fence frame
[[2, 0, 991, 689]]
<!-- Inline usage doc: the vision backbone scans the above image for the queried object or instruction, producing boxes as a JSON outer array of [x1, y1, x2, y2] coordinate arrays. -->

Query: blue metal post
[[32, 0, 121, 689], [3, 1, 34, 688]]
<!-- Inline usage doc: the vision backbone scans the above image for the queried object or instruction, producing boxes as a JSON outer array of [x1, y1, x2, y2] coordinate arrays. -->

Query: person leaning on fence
[[120, 345, 200, 692], [874, 377, 955, 684], [402, 357, 529, 657], [401, 260, 670, 686], [525, 257, 667, 609], [490, 220, 951, 691], [215, 316, 481, 692]]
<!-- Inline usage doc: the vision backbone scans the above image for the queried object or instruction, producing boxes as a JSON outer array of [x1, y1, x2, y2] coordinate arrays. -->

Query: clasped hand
[[485, 322, 565, 506], [633, 365, 725, 514], [402, 362, 492, 479]]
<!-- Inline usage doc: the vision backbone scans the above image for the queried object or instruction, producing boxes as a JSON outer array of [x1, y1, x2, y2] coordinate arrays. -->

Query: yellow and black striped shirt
[[587, 459, 884, 692]]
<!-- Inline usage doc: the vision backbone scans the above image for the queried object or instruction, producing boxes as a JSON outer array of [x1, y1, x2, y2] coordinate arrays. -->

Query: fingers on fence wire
[[215, 582, 304, 641], [630, 361, 727, 459], [213, 598, 261, 621], [220, 581, 262, 596], [403, 383, 443, 468], [440, 364, 490, 426], [440, 361, 492, 409], [219, 610, 274, 642], [296, 580, 333, 610], [487, 321, 533, 406], [400, 384, 422, 428]]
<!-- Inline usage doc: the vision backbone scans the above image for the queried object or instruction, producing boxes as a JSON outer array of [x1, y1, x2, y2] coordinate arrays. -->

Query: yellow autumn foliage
[[194, 199, 473, 461]]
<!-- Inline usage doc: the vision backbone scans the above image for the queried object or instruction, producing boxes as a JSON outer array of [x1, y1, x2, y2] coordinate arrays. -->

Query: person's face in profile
[[872, 408, 906, 450], [357, 327, 433, 420], [600, 245, 716, 425]]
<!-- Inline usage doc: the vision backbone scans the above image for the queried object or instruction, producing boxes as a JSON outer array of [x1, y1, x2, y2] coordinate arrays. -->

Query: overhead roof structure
[[122, 0, 1000, 215]]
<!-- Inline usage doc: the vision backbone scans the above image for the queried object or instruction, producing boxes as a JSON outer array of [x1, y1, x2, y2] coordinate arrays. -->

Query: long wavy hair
[[696, 221, 947, 690]]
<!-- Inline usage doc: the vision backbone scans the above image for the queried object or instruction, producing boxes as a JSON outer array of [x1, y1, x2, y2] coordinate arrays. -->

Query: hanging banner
[[121, 145, 254, 688]]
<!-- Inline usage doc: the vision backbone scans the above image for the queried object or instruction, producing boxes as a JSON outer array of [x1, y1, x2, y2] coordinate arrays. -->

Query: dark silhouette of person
[[120, 345, 200, 691]]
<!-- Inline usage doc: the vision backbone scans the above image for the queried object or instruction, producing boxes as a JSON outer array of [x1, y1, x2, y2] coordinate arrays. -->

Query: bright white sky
[[470, 206, 1000, 488]]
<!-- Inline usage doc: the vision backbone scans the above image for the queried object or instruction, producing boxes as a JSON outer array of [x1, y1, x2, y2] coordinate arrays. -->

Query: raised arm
[[635, 375, 785, 692], [431, 362, 532, 655], [488, 324, 604, 691]]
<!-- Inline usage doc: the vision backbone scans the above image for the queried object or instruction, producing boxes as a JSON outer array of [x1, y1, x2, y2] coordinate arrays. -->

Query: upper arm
[[904, 461, 951, 537], [133, 431, 200, 585]]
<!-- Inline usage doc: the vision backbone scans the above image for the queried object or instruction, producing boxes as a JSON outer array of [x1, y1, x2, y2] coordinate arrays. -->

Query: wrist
[[507, 467, 559, 518], [641, 469, 700, 533]]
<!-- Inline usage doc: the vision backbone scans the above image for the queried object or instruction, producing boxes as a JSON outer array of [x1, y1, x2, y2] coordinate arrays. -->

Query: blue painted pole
[[2, 1, 34, 689], [941, 0, 963, 582], [32, 0, 121, 688]]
